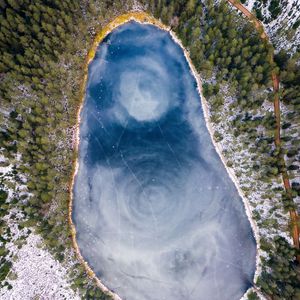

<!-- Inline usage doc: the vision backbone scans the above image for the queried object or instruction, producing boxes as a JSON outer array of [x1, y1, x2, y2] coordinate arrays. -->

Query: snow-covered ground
[[244, 0, 300, 53], [205, 83, 290, 243], [0, 156, 80, 300], [280, 101, 300, 209], [200, 79, 291, 299], [0, 232, 80, 300]]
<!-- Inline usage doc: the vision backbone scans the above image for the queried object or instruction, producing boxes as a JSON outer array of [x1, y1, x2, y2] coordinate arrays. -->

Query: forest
[[0, 0, 299, 299]]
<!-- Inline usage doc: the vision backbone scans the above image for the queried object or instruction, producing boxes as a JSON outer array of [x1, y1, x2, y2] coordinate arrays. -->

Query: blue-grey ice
[[73, 21, 256, 300]]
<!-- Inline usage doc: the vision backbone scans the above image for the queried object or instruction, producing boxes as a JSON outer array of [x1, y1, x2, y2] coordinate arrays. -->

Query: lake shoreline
[[167, 19, 262, 299], [68, 10, 261, 300]]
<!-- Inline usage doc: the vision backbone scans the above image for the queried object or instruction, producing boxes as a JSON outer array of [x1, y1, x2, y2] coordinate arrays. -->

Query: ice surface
[[73, 22, 256, 300]]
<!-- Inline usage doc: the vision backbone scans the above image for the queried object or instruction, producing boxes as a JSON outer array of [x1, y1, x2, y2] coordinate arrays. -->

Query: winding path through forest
[[227, 0, 300, 255]]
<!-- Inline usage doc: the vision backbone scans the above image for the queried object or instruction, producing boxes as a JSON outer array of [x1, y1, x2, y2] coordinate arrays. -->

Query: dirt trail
[[227, 0, 267, 39], [226, 0, 300, 254]]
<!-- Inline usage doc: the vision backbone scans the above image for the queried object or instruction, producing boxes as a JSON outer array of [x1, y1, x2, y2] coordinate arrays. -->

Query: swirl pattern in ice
[[73, 21, 256, 300]]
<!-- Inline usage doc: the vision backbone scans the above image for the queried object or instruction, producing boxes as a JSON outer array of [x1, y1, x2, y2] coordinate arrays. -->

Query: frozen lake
[[73, 21, 256, 300]]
